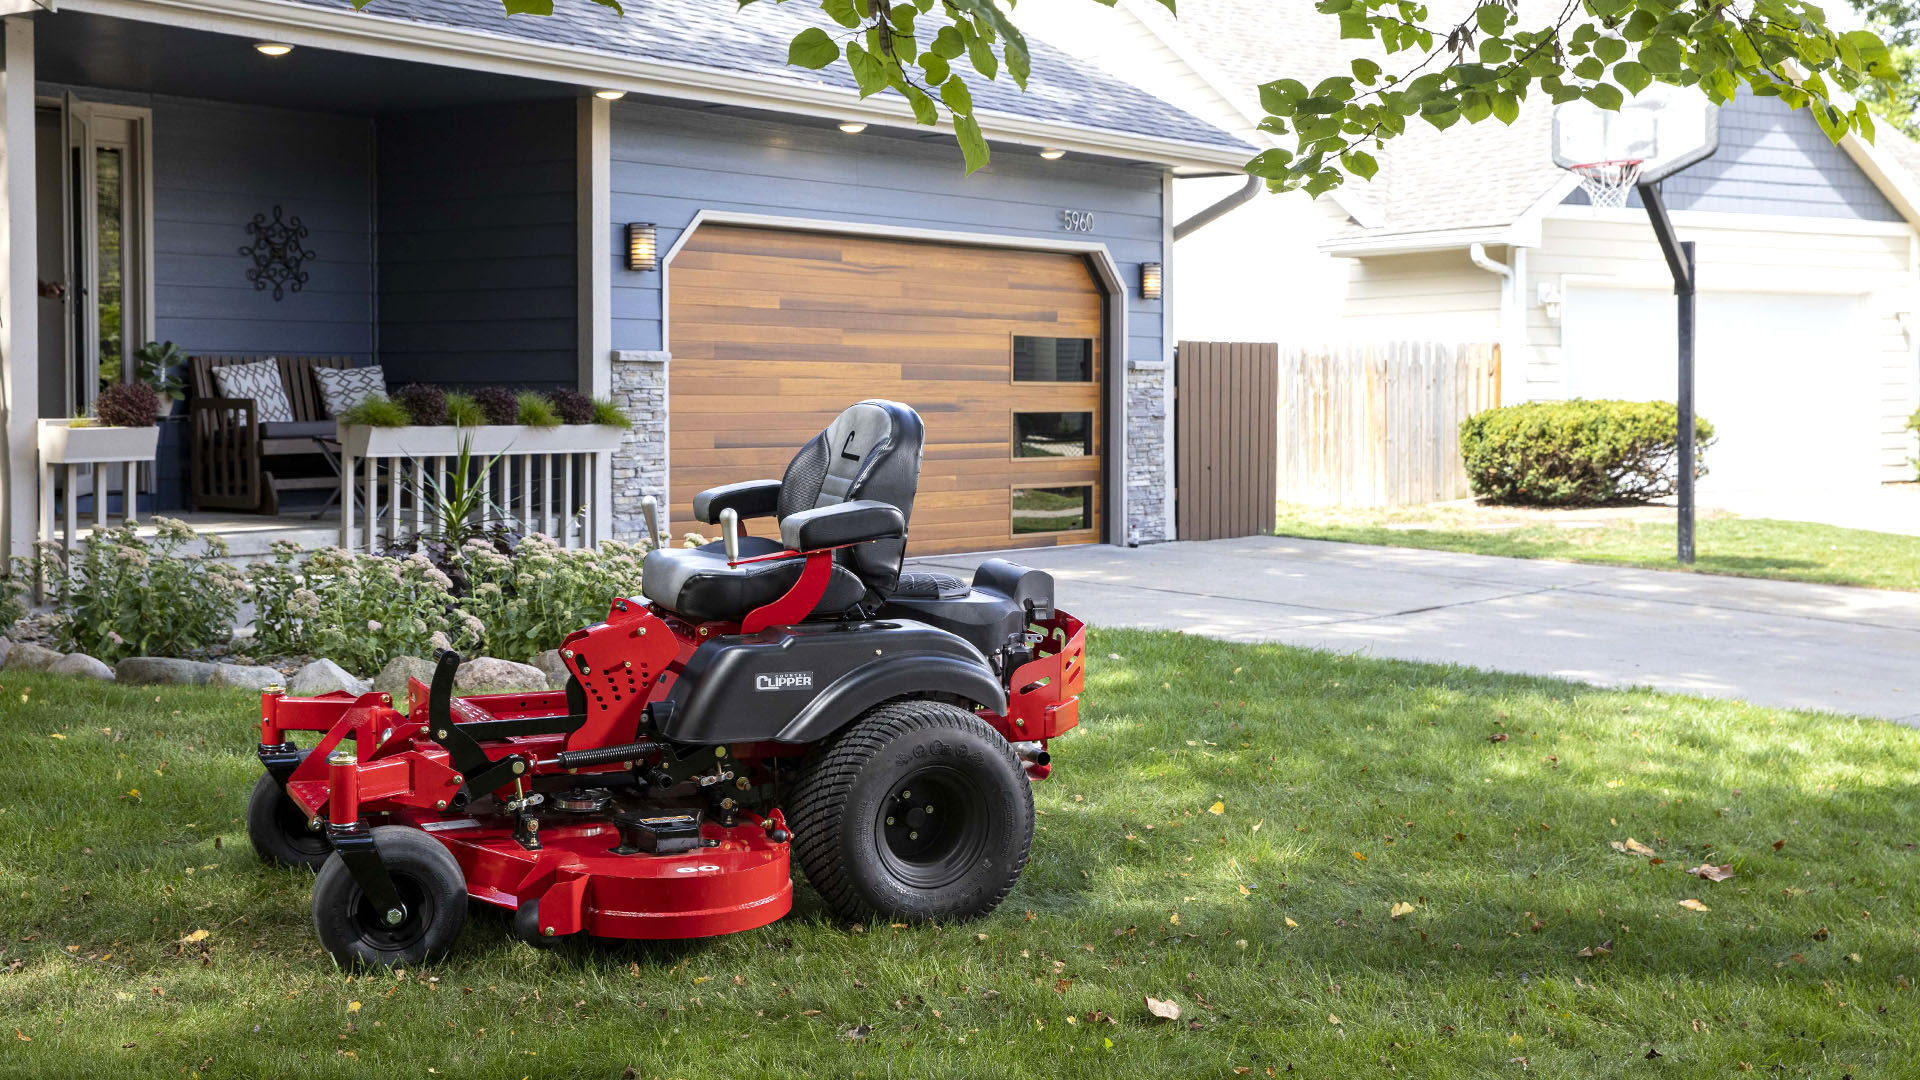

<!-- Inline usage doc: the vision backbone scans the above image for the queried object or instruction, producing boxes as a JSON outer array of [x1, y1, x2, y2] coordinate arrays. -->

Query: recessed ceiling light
[[1039, 147, 1066, 160], [254, 42, 294, 57], [594, 89, 627, 100], [838, 121, 868, 134]]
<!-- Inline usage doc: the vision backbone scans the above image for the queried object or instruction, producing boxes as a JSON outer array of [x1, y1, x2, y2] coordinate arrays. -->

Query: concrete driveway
[[912, 537, 1920, 724]]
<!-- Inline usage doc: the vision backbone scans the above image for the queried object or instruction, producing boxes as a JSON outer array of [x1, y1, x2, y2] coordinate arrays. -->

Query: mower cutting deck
[[245, 400, 1086, 967]]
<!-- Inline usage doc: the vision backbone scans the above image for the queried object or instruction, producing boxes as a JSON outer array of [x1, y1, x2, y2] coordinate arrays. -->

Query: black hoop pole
[[1635, 180, 1697, 564]]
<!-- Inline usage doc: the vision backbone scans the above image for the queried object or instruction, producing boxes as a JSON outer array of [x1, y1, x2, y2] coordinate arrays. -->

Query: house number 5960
[[1059, 209, 1096, 233]]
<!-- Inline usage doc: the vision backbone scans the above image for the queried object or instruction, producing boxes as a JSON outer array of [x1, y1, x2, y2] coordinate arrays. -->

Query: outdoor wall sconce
[[254, 42, 293, 57], [627, 223, 659, 272], [1139, 261, 1163, 300]]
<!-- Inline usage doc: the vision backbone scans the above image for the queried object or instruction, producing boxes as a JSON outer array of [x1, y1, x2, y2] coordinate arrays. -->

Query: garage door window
[[1012, 485, 1092, 535], [1013, 412, 1093, 459], [1013, 336, 1093, 383]]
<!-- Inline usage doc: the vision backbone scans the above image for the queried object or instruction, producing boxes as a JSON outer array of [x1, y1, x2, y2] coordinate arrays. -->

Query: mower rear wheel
[[312, 826, 467, 967], [247, 762, 330, 870], [787, 699, 1033, 923]]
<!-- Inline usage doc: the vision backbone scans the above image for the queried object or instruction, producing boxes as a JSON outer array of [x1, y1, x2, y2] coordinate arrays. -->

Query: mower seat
[[641, 400, 925, 624]]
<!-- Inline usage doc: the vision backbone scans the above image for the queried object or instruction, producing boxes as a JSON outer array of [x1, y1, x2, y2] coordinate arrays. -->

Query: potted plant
[[134, 340, 186, 420], [39, 382, 164, 465]]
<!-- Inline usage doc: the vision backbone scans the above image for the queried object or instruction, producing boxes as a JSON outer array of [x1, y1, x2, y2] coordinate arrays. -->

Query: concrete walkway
[[912, 537, 1920, 724]]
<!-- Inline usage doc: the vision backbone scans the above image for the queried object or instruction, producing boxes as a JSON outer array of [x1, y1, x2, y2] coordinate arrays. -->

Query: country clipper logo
[[754, 671, 814, 692]]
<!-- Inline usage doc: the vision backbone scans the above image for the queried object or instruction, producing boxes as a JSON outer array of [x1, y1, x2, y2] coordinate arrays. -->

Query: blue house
[[0, 0, 1249, 564]]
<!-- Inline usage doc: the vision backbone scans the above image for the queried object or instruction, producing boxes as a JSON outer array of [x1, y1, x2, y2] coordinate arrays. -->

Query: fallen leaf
[[1236, 884, 1251, 896], [47, 733, 65, 740], [1772, 839, 1787, 851], [1144, 996, 1181, 1021], [1207, 801, 1226, 816], [1686, 863, 1735, 883], [1812, 927, 1831, 941], [1678, 899, 1710, 913], [1284, 917, 1299, 928], [1576, 939, 1614, 959], [1487, 733, 1509, 743], [1646, 1047, 1663, 1059], [1328, 1014, 1341, 1025], [1610, 838, 1657, 857], [13, 1030, 29, 1042], [346, 1001, 362, 1013], [842, 1024, 872, 1041], [180, 930, 210, 944], [1352, 852, 1367, 862], [1389, 902, 1415, 919]]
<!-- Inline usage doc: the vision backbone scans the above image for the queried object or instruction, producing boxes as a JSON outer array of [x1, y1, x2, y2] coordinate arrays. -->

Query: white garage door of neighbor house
[[1561, 288, 1879, 497]]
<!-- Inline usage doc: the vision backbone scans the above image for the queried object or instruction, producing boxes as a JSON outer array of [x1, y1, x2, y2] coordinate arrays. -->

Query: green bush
[[337, 393, 410, 428], [591, 396, 631, 428], [39, 518, 245, 661], [514, 391, 561, 428], [445, 392, 486, 427], [1459, 399, 1716, 507]]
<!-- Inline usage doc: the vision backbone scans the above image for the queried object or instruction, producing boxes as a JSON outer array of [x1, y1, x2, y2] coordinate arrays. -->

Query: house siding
[[607, 102, 1171, 541], [1338, 248, 1505, 341], [1567, 91, 1902, 222], [376, 100, 577, 388]]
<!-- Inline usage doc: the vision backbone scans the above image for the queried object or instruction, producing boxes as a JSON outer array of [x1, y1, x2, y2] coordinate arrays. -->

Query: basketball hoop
[[1569, 158, 1643, 209]]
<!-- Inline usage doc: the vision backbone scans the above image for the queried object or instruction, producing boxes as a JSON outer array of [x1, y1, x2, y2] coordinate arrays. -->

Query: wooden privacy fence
[[1175, 341, 1279, 541], [1279, 342, 1501, 508]]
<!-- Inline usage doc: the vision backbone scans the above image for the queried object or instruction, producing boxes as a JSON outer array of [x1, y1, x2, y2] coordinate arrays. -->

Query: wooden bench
[[188, 354, 355, 515]]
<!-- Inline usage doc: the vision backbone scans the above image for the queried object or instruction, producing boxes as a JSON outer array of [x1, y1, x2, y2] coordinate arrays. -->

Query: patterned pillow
[[212, 360, 294, 423], [315, 365, 387, 418]]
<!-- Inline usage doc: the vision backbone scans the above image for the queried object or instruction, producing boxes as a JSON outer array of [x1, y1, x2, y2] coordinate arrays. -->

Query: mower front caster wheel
[[788, 699, 1034, 923], [247, 761, 330, 870], [312, 826, 468, 968], [514, 900, 562, 949]]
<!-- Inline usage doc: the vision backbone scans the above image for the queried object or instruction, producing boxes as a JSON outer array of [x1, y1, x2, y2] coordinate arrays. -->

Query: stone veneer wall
[[1126, 358, 1170, 544], [609, 350, 669, 542]]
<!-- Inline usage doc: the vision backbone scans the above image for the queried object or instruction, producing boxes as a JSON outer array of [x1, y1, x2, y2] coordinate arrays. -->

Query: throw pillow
[[315, 364, 387, 418], [212, 360, 294, 423]]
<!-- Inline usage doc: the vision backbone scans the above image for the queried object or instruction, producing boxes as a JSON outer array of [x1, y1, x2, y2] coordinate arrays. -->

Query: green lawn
[[1275, 504, 1920, 591], [5, 629, 1919, 1077]]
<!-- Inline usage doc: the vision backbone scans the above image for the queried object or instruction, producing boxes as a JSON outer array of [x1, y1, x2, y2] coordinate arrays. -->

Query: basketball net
[[1570, 158, 1643, 209]]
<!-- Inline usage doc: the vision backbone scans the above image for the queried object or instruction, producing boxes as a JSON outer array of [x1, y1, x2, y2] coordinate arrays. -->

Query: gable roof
[[191, 0, 1252, 164]]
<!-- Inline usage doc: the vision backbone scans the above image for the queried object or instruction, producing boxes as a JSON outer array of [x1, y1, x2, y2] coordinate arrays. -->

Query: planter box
[[338, 423, 627, 458], [38, 418, 161, 465]]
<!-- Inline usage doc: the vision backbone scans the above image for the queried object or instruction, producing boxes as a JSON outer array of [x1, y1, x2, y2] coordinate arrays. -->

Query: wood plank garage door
[[668, 224, 1107, 555]]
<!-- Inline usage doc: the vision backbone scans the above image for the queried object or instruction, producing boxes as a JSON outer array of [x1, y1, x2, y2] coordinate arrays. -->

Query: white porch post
[[576, 96, 612, 543], [0, 16, 36, 569]]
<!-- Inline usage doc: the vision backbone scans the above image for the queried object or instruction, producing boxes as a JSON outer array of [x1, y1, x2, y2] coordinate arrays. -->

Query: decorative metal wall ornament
[[240, 206, 314, 301]]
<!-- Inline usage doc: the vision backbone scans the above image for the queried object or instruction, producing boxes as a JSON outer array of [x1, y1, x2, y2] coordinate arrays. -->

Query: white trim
[[1, 16, 35, 564], [1321, 224, 1529, 257], [1545, 201, 1920, 238], [577, 96, 610, 398], [1159, 168, 1176, 542], [62, 0, 1253, 171], [1551, 270, 1876, 297], [660, 209, 1133, 546]]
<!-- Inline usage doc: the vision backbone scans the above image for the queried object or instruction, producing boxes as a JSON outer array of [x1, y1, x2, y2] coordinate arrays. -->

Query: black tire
[[312, 826, 468, 968], [786, 699, 1033, 923], [514, 900, 562, 949], [247, 764, 331, 870]]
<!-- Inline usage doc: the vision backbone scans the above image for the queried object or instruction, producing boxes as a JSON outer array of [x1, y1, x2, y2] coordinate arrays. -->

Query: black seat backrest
[[777, 400, 924, 591]]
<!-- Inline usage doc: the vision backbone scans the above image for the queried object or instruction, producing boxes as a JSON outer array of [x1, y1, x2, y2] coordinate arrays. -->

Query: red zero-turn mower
[[244, 401, 1085, 966]]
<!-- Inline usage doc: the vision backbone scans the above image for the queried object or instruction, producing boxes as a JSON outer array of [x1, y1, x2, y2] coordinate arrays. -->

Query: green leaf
[[966, 26, 999, 79], [1474, 2, 1507, 36], [931, 25, 965, 60], [1613, 60, 1652, 96], [1585, 82, 1624, 111], [903, 83, 937, 125], [888, 3, 916, 33], [822, 0, 861, 29], [954, 113, 990, 174], [1490, 90, 1519, 125], [1595, 37, 1627, 65], [787, 26, 840, 69], [501, 0, 553, 13], [921, 52, 950, 84], [941, 74, 974, 115], [1351, 58, 1381, 85], [1005, 39, 1030, 89], [846, 41, 888, 97], [1639, 37, 1683, 73], [1842, 29, 1893, 76], [1341, 149, 1379, 179], [1243, 148, 1294, 177]]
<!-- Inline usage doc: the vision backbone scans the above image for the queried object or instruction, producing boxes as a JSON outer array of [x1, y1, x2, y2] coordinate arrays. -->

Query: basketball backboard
[[1551, 81, 1719, 186]]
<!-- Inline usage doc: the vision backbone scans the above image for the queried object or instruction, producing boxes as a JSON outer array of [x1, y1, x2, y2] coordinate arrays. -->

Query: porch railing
[[337, 425, 624, 553]]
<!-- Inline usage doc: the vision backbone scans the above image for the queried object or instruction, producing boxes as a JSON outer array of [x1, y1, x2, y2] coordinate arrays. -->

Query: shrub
[[445, 392, 486, 427], [451, 534, 646, 663], [1459, 399, 1716, 507], [473, 386, 519, 425], [93, 382, 162, 427], [547, 387, 595, 426], [591, 397, 631, 428], [0, 572, 26, 637], [338, 394, 411, 428], [515, 391, 561, 428], [40, 518, 246, 661], [394, 383, 449, 426]]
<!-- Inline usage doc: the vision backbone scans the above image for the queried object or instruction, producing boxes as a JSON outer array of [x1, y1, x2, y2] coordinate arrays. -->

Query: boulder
[[455, 656, 548, 693], [3, 642, 61, 672], [374, 656, 437, 703], [0, 637, 11, 666], [288, 658, 370, 698], [48, 653, 114, 681], [531, 649, 573, 690], [116, 656, 218, 685], [209, 663, 286, 691]]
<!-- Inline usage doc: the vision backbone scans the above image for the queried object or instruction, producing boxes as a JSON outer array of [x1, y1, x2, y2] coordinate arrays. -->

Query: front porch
[[0, 7, 619, 563]]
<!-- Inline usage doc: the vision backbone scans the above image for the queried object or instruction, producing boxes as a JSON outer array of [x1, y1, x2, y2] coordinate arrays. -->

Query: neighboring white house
[[1027, 0, 1920, 505]]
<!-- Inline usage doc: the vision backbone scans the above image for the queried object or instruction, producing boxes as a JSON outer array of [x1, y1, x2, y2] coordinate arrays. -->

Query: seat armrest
[[692, 479, 783, 524], [781, 500, 905, 552]]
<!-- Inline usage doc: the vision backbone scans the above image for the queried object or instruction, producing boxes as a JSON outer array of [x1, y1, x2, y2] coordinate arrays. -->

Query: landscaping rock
[[6, 642, 66, 672], [210, 663, 286, 691], [0, 637, 11, 666], [289, 658, 370, 697], [374, 656, 437, 702], [455, 656, 548, 692], [48, 653, 114, 681], [531, 649, 572, 690], [116, 657, 218, 685]]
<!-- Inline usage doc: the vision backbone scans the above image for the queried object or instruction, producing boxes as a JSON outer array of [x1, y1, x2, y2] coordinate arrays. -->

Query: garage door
[[1561, 288, 1879, 498], [667, 225, 1107, 555]]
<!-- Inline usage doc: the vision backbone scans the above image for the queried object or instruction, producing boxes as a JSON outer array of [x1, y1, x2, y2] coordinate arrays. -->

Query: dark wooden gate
[[1175, 341, 1278, 541]]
